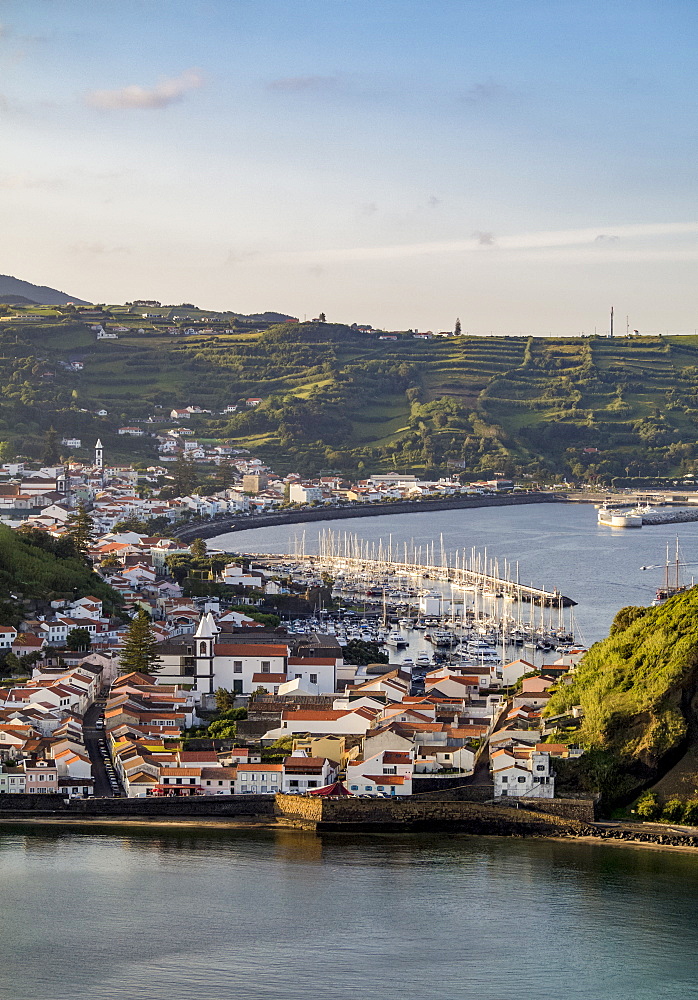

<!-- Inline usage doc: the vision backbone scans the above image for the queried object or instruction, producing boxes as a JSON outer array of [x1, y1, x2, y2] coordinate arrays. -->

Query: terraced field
[[2, 308, 698, 480]]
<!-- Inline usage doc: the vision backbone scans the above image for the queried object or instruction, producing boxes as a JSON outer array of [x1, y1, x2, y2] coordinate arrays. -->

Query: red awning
[[308, 781, 353, 797]]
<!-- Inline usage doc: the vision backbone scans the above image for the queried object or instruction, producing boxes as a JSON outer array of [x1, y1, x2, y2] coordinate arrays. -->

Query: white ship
[[597, 504, 642, 528]]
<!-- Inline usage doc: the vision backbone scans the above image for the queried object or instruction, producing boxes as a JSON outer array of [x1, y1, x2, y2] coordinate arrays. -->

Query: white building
[[492, 749, 555, 799], [346, 749, 413, 796], [289, 483, 323, 504]]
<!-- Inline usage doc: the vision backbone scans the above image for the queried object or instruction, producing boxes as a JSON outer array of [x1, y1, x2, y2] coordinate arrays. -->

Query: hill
[[546, 591, 698, 803], [2, 306, 698, 479], [0, 274, 90, 306], [0, 524, 122, 627]]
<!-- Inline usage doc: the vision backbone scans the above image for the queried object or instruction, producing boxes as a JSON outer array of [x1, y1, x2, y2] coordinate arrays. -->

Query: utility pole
[[610, 306, 614, 338]]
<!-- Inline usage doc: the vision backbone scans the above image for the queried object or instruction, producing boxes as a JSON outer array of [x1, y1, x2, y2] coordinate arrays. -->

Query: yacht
[[385, 630, 408, 648]]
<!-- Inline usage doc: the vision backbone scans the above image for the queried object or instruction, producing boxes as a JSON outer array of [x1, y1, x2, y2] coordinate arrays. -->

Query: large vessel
[[653, 539, 689, 605], [597, 504, 643, 528]]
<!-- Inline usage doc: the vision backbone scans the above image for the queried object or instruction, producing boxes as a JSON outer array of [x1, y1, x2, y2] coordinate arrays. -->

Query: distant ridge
[[0, 294, 40, 305], [0, 274, 90, 306]]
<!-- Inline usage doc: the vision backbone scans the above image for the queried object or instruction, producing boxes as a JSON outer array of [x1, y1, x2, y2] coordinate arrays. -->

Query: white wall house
[[346, 749, 413, 797], [492, 750, 555, 799]]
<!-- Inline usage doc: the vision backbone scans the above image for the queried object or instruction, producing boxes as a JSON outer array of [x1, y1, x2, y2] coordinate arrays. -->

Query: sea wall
[[274, 793, 590, 835], [499, 796, 598, 823], [173, 493, 566, 543], [0, 794, 275, 821]]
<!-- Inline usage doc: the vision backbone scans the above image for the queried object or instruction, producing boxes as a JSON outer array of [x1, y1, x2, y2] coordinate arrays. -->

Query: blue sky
[[0, 0, 695, 333]]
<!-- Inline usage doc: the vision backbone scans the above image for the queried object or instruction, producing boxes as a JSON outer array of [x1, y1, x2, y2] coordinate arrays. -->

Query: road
[[83, 697, 122, 797]]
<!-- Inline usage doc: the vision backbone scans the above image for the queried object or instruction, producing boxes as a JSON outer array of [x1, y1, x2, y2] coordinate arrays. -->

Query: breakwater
[[642, 509, 698, 525], [173, 492, 566, 543]]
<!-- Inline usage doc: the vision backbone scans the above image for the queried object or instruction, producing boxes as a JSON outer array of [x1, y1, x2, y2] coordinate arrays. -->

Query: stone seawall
[[513, 796, 598, 823], [0, 794, 275, 821], [174, 493, 566, 543], [274, 793, 590, 836]]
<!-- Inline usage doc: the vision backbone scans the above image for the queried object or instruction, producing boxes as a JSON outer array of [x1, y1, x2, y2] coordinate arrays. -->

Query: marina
[[243, 527, 580, 677], [210, 502, 698, 643]]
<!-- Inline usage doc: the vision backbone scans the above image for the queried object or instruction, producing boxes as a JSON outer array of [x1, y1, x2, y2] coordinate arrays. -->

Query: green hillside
[[547, 591, 698, 802], [2, 303, 698, 479], [0, 524, 122, 627]]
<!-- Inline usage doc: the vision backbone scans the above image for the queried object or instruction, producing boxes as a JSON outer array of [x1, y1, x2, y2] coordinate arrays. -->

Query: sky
[[0, 0, 696, 334]]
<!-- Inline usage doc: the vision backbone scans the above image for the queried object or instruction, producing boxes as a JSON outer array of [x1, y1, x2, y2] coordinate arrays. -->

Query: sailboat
[[652, 538, 689, 606]]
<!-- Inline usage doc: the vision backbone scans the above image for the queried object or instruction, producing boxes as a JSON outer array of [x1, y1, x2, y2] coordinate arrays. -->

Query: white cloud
[[261, 222, 698, 265], [86, 69, 202, 110]]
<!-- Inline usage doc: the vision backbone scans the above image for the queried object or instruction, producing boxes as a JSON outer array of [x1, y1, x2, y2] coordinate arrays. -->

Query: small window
[[536, 765, 545, 772], [261, 661, 270, 673], [501, 776, 508, 784], [233, 661, 242, 673], [289, 780, 299, 787], [307, 781, 317, 788], [364, 785, 372, 791], [309, 673, 318, 685], [518, 776, 526, 783], [350, 785, 359, 791]]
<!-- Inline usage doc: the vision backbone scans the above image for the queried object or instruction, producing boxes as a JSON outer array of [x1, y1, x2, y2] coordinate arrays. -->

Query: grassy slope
[[0, 525, 122, 625], [4, 308, 698, 476], [547, 591, 698, 798]]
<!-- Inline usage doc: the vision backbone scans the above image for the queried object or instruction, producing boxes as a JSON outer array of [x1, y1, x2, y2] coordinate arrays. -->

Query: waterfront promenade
[[172, 491, 566, 543]]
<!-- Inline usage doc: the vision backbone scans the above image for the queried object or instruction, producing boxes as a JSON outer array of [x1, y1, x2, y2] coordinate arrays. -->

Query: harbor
[[241, 527, 580, 675]]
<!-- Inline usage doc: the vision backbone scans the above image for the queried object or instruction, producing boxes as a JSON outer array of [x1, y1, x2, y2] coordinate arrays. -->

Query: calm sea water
[[2, 825, 697, 1000], [211, 503, 698, 643]]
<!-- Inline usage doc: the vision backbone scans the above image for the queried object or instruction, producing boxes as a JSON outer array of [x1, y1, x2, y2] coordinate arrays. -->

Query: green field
[[1, 303, 697, 480]]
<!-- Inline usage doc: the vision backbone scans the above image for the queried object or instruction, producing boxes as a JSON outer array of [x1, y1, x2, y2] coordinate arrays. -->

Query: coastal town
[[0, 438, 588, 807]]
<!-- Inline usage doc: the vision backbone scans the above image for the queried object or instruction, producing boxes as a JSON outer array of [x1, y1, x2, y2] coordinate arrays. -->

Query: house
[[61, 437, 82, 449], [282, 755, 336, 794], [118, 427, 145, 437], [346, 749, 413, 796], [0, 626, 18, 649], [289, 483, 323, 504], [24, 759, 59, 794], [492, 749, 555, 799], [200, 766, 237, 794], [236, 763, 283, 793], [170, 408, 191, 420], [245, 398, 262, 407]]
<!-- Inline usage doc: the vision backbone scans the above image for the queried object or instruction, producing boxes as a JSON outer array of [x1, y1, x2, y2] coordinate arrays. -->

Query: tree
[[207, 719, 237, 739], [65, 502, 94, 558], [1, 652, 21, 677], [172, 453, 198, 495], [215, 687, 237, 712], [190, 537, 207, 560], [635, 791, 661, 820], [118, 609, 162, 674], [318, 312, 326, 323], [454, 317, 462, 336], [217, 461, 234, 490], [100, 553, 123, 569], [66, 627, 91, 651], [43, 426, 59, 465]]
